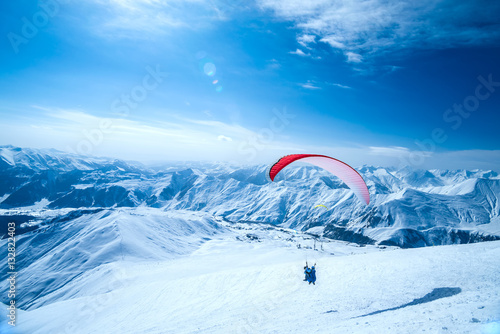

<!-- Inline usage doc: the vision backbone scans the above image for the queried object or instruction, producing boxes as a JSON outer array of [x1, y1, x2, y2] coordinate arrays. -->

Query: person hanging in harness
[[303, 264, 311, 281], [303, 263, 316, 285], [309, 265, 316, 285]]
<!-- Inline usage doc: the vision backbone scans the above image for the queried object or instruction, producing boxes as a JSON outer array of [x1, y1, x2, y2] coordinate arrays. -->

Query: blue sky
[[1, 0, 500, 170]]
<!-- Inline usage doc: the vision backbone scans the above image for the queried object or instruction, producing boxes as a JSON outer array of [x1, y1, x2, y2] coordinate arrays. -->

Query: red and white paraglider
[[268, 154, 370, 205]]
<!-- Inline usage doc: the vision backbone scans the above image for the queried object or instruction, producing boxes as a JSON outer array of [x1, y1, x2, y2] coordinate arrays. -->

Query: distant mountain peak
[[1, 145, 499, 248]]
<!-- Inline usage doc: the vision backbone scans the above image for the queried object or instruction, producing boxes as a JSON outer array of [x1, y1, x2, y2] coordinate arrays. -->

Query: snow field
[[3, 238, 499, 334]]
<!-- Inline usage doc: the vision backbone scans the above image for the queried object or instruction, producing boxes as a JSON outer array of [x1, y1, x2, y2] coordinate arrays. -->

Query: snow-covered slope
[[1, 224, 499, 334], [1, 145, 499, 247], [0, 144, 498, 333], [0, 208, 226, 310]]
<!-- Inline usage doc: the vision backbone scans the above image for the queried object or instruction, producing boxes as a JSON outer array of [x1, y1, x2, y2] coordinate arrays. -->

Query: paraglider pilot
[[303, 263, 316, 285], [309, 266, 316, 285]]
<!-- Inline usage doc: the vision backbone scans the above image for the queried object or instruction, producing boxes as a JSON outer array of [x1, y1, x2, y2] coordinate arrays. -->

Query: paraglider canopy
[[313, 204, 328, 210], [268, 154, 370, 205]]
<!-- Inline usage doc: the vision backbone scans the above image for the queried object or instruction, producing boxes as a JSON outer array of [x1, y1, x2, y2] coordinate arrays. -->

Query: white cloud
[[1, 108, 303, 163], [345, 52, 362, 63], [4, 107, 499, 170], [289, 48, 321, 59], [319, 36, 345, 50], [179, 118, 256, 139], [267, 59, 281, 69], [289, 48, 309, 56], [300, 81, 321, 90], [217, 135, 233, 142], [367, 146, 500, 171], [369, 146, 412, 157], [327, 82, 352, 89], [297, 34, 316, 48], [88, 0, 227, 37], [259, 0, 500, 63]]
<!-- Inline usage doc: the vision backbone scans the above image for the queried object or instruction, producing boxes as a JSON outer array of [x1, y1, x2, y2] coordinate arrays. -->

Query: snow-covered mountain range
[[1, 145, 499, 333], [1, 145, 499, 248], [1, 206, 499, 333]]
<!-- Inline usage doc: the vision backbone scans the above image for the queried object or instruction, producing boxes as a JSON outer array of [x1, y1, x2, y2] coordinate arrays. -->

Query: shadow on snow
[[354, 287, 462, 318], [322, 287, 463, 317]]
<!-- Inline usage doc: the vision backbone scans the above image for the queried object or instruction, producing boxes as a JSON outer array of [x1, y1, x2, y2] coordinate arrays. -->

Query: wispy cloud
[[3, 108, 499, 169], [267, 58, 281, 70], [259, 0, 500, 63], [300, 81, 321, 90], [369, 146, 412, 157], [289, 48, 321, 59], [1, 108, 298, 163], [368, 146, 500, 171], [217, 135, 233, 142], [300, 80, 350, 90], [345, 52, 362, 63], [297, 34, 316, 48], [88, 0, 228, 38], [327, 82, 352, 89], [289, 48, 309, 57]]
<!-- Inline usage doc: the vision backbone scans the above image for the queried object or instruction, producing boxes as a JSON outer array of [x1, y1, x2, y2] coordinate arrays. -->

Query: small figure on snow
[[309, 266, 316, 285], [303, 263, 316, 285], [303, 265, 311, 281]]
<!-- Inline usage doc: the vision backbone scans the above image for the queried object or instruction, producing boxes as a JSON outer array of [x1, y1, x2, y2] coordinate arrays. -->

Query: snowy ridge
[[0, 146, 499, 333], [1, 145, 499, 248], [0, 145, 145, 172], [1, 223, 499, 333], [0, 208, 226, 310]]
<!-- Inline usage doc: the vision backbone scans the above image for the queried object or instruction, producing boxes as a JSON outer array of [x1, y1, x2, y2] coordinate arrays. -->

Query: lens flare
[[204, 63, 216, 76], [212, 80, 218, 84], [216, 85, 223, 92]]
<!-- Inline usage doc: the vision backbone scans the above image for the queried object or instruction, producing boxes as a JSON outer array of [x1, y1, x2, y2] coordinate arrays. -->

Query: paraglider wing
[[313, 204, 328, 210], [268, 154, 370, 205]]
